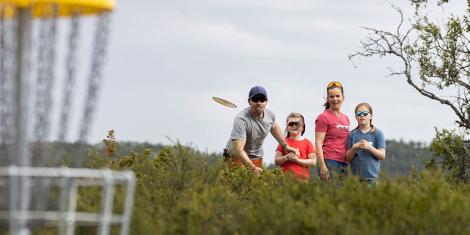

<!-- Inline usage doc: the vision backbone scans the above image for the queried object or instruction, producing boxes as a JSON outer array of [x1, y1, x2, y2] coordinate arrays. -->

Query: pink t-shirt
[[315, 109, 350, 163]]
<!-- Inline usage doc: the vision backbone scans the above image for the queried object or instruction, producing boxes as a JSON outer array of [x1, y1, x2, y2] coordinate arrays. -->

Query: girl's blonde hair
[[285, 113, 305, 137], [354, 103, 376, 133]]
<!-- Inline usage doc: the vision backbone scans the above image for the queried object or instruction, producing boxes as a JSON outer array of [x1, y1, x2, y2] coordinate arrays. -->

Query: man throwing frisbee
[[224, 86, 300, 175]]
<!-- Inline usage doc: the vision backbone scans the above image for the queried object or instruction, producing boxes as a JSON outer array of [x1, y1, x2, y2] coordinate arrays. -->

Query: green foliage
[[351, 0, 470, 130], [410, 3, 470, 129], [428, 129, 470, 182], [72, 143, 470, 234], [411, 0, 449, 10], [103, 129, 118, 158]]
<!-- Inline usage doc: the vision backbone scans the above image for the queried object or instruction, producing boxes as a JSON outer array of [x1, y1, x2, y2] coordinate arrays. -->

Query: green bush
[[73, 143, 470, 235], [427, 128, 470, 183]]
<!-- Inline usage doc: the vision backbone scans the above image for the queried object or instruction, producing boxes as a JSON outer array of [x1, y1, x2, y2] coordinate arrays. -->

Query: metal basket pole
[[12, 8, 33, 235]]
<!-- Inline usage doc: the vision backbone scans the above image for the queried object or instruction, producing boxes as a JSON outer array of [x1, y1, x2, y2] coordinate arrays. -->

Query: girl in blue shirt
[[345, 103, 386, 183]]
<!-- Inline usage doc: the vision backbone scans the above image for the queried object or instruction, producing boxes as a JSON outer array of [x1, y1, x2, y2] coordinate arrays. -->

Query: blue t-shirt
[[347, 128, 386, 180]]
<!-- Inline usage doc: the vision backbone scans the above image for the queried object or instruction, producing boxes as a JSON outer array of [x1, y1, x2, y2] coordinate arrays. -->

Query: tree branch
[[350, 5, 470, 130]]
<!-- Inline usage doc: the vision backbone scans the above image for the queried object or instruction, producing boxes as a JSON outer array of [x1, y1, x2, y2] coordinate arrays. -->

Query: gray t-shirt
[[226, 107, 276, 159]]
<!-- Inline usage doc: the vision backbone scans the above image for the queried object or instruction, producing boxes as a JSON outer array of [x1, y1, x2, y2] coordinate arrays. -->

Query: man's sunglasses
[[251, 95, 267, 103], [355, 111, 369, 117], [287, 121, 301, 127], [327, 81, 342, 88]]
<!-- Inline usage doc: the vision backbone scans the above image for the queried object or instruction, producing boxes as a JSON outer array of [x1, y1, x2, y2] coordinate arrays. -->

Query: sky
[[76, 0, 466, 164]]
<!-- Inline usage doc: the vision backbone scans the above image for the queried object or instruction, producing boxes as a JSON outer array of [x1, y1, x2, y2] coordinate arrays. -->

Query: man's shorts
[[223, 148, 262, 168]]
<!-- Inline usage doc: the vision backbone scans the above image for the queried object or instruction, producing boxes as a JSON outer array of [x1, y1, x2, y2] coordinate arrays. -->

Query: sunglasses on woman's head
[[355, 111, 369, 117], [251, 95, 267, 103], [327, 81, 342, 88]]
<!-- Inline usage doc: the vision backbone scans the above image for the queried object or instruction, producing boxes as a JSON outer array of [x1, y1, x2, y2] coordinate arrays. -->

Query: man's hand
[[284, 152, 296, 161], [284, 145, 300, 157], [285, 152, 298, 162], [252, 166, 263, 175], [271, 123, 300, 156]]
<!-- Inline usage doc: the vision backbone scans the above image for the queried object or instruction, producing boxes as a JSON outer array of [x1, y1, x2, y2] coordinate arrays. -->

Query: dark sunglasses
[[355, 111, 369, 117], [251, 95, 267, 103], [327, 81, 342, 88], [287, 121, 301, 127]]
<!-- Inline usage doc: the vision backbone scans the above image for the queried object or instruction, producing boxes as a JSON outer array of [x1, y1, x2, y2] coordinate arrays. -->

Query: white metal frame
[[0, 166, 135, 235]]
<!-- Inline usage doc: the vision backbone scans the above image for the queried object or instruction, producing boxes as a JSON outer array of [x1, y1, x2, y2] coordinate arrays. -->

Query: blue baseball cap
[[248, 86, 267, 99]]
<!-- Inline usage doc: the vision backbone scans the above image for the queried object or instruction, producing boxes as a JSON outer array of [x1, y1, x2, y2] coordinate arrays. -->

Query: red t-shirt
[[314, 109, 350, 163], [276, 137, 315, 180]]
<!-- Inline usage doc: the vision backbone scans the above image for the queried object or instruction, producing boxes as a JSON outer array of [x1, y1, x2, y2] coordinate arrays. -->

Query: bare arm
[[275, 150, 313, 166], [315, 132, 329, 181], [309, 153, 317, 166], [291, 153, 316, 167], [271, 122, 300, 156], [368, 131, 386, 160], [346, 142, 361, 162], [348, 140, 386, 161], [274, 151, 289, 166], [232, 139, 263, 174], [366, 144, 386, 160]]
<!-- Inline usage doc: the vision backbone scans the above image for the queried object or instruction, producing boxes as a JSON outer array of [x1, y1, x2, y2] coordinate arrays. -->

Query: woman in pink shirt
[[314, 81, 350, 181]]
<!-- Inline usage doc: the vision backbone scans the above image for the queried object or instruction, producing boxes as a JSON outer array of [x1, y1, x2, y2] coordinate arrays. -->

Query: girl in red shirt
[[275, 113, 317, 180]]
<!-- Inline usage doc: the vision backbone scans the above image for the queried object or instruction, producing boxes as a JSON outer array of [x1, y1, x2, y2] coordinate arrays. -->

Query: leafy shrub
[[427, 129, 470, 183], [74, 143, 470, 235]]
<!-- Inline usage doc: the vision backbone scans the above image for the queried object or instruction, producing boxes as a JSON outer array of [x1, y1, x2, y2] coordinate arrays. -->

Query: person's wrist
[[281, 142, 287, 148]]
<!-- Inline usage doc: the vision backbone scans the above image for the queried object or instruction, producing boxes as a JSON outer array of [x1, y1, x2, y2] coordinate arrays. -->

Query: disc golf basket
[[0, 0, 136, 234]]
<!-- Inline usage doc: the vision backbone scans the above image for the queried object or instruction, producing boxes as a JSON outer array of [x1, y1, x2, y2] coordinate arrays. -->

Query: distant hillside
[[382, 139, 432, 177], [0, 139, 429, 177], [109, 140, 431, 177]]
